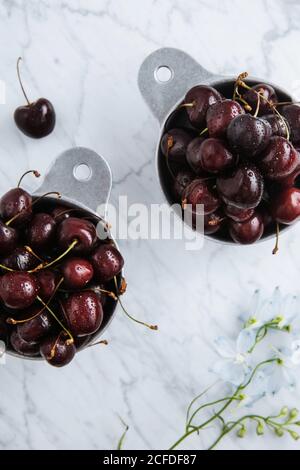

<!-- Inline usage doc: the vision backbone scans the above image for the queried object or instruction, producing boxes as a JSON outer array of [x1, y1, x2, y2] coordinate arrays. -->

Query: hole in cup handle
[[34, 147, 112, 215], [138, 47, 217, 125]]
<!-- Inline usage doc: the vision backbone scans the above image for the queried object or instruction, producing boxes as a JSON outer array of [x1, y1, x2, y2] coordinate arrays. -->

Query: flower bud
[[289, 408, 298, 420], [275, 427, 284, 437], [280, 406, 289, 416], [289, 430, 299, 441], [237, 426, 246, 438], [294, 421, 300, 426], [256, 421, 264, 435]]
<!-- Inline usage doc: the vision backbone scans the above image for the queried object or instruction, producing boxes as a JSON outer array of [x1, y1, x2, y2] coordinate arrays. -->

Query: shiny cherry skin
[[227, 114, 272, 158], [259, 136, 299, 180], [173, 169, 194, 201], [217, 164, 264, 209], [27, 213, 56, 250], [199, 138, 235, 173], [0, 220, 18, 255], [280, 104, 300, 144], [40, 333, 76, 367], [14, 98, 56, 139], [63, 291, 103, 337], [204, 211, 224, 235], [51, 205, 72, 223], [35, 270, 58, 300], [17, 306, 53, 343], [62, 257, 94, 289], [229, 212, 264, 244], [243, 83, 278, 115], [224, 205, 254, 223], [0, 272, 39, 309], [184, 85, 222, 128], [91, 244, 124, 282], [0, 188, 32, 226], [182, 179, 220, 215], [10, 330, 40, 356], [57, 217, 97, 254], [186, 137, 205, 174], [1, 246, 39, 271], [261, 114, 289, 138], [270, 187, 300, 224], [160, 128, 192, 164], [206, 99, 244, 138]]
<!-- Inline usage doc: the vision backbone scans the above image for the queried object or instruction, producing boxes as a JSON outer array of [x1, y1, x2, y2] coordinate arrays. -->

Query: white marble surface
[[1, 0, 300, 450]]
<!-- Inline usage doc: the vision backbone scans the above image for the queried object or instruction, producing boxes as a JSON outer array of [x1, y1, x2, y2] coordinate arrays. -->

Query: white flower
[[212, 330, 254, 386], [241, 289, 274, 329]]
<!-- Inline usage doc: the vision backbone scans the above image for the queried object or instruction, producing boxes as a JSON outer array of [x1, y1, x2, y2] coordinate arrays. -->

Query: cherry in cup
[[159, 72, 299, 247]]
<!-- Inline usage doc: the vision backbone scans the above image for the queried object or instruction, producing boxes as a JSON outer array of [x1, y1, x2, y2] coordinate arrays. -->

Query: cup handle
[[138, 47, 219, 125], [35, 147, 112, 217]]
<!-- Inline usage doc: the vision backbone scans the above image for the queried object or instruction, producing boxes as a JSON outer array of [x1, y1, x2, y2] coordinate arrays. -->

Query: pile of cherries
[[160, 74, 300, 245], [0, 171, 124, 367]]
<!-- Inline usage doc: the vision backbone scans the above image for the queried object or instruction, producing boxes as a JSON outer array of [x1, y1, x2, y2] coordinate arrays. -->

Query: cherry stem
[[199, 127, 208, 136], [254, 92, 261, 118], [165, 136, 176, 180], [17, 57, 30, 106], [29, 239, 78, 273], [5, 191, 61, 226], [24, 245, 44, 262], [37, 295, 74, 344], [87, 339, 108, 348], [0, 263, 14, 272], [272, 223, 280, 255], [7, 277, 64, 325], [113, 277, 158, 331], [179, 102, 195, 109], [17, 170, 40, 188]]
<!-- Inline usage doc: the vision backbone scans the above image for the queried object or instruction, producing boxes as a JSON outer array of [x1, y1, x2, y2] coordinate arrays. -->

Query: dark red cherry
[[0, 220, 18, 255], [229, 212, 264, 244], [91, 244, 124, 282], [261, 114, 289, 138], [206, 99, 244, 138], [182, 179, 220, 215], [15, 98, 56, 139], [216, 164, 264, 209], [62, 257, 94, 289], [14, 58, 55, 139], [0, 188, 32, 226], [227, 114, 272, 158], [10, 330, 40, 356], [243, 83, 278, 115], [17, 306, 53, 343], [57, 217, 97, 254], [259, 136, 299, 180], [1, 246, 39, 271], [160, 128, 192, 164], [186, 137, 205, 174], [204, 211, 224, 235], [224, 205, 254, 222], [63, 291, 103, 336], [278, 105, 300, 144], [270, 187, 300, 224], [51, 205, 72, 223], [40, 333, 76, 367], [279, 163, 300, 188], [184, 85, 222, 128], [173, 169, 194, 201], [260, 204, 273, 227], [27, 213, 56, 250], [199, 138, 235, 173], [0, 272, 39, 309], [35, 270, 58, 300]]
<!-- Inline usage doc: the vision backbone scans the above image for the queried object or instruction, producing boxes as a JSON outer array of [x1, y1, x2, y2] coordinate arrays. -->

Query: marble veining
[[0, 0, 300, 450]]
